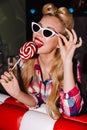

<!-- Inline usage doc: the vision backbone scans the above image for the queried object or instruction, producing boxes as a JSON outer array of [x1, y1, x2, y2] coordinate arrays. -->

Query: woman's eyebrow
[[38, 22, 42, 26], [38, 22, 58, 33], [46, 26, 58, 34]]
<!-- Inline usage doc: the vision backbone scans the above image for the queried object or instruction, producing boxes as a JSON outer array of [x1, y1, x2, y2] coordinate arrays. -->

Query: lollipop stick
[[9, 58, 21, 71]]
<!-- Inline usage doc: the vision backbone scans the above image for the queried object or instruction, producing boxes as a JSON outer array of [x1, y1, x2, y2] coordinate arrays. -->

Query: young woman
[[0, 3, 83, 119]]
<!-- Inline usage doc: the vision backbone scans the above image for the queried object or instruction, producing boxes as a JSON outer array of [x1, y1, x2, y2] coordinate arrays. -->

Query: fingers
[[58, 28, 74, 47], [58, 28, 82, 47], [0, 71, 13, 83], [65, 28, 74, 42], [58, 33, 67, 46], [58, 37, 64, 49], [71, 29, 77, 43], [76, 37, 82, 48], [65, 28, 77, 44]]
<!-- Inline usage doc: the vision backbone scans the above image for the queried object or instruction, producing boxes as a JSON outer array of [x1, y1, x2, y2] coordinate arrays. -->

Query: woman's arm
[[59, 86, 84, 116], [57, 29, 84, 115], [58, 28, 82, 92], [0, 71, 36, 107]]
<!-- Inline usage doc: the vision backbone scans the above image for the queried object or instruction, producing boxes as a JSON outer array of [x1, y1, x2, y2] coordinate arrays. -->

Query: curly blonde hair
[[21, 3, 74, 120]]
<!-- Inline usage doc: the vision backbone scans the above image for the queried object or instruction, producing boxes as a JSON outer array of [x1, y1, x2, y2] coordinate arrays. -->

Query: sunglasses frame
[[31, 22, 58, 38]]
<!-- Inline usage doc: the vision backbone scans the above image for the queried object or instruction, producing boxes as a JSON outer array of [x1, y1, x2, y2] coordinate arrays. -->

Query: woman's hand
[[0, 71, 21, 98], [58, 28, 82, 64]]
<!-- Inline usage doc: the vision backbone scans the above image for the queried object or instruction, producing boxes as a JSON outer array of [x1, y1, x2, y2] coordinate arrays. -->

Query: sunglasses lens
[[43, 30, 53, 37], [33, 24, 40, 32]]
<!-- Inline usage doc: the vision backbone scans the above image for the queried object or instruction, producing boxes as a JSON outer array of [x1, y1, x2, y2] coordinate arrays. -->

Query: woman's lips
[[34, 37, 43, 48]]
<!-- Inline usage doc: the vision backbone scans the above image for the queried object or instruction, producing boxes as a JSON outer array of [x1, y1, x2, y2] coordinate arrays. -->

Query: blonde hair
[[21, 3, 74, 120], [42, 3, 74, 30]]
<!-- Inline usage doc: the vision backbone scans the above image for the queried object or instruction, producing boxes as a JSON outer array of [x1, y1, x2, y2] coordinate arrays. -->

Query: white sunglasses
[[31, 22, 58, 38]]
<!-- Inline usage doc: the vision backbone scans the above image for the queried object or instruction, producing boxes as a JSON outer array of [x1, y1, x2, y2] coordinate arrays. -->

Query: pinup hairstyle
[[42, 3, 74, 30], [21, 3, 74, 119]]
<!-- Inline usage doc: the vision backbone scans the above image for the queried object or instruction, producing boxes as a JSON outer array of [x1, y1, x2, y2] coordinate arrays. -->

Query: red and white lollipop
[[10, 41, 37, 70], [20, 41, 37, 60]]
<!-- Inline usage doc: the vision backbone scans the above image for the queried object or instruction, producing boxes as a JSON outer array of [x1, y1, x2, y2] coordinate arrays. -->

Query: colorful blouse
[[27, 59, 83, 116]]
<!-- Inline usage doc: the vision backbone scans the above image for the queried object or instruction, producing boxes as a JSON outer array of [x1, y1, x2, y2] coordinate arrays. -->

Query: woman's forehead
[[40, 15, 64, 32]]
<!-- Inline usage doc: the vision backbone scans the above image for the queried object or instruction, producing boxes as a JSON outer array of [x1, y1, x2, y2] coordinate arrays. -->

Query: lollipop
[[20, 41, 37, 60], [10, 41, 37, 71]]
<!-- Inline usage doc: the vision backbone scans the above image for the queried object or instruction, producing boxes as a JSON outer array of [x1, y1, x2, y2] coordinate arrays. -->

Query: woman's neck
[[39, 54, 54, 70], [38, 54, 54, 81]]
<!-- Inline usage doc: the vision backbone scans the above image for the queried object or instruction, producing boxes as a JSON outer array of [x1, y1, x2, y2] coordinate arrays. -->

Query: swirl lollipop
[[10, 41, 37, 70], [20, 41, 37, 60]]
